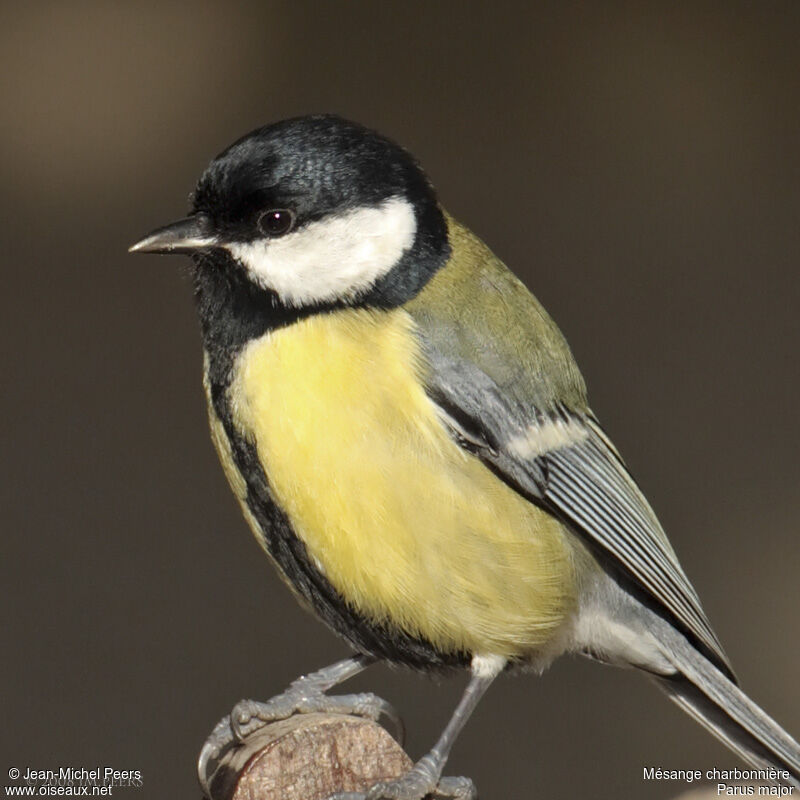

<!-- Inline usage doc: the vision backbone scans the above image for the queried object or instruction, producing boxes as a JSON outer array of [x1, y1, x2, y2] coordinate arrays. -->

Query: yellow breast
[[227, 308, 576, 658]]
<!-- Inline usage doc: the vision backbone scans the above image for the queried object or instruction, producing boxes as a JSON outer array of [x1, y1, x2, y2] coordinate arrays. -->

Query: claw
[[368, 695, 405, 747], [197, 712, 239, 798]]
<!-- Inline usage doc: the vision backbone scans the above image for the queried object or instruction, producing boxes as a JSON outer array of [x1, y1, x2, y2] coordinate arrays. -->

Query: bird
[[130, 114, 799, 799]]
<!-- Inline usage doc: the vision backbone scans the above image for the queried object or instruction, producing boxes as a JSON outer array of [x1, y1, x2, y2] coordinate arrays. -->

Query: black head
[[131, 115, 450, 312], [194, 115, 436, 243]]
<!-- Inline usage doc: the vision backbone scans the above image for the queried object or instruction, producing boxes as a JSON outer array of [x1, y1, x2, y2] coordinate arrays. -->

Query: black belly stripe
[[208, 377, 469, 671]]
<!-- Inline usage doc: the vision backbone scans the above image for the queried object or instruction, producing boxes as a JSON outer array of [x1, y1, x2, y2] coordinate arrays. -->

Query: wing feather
[[543, 429, 729, 669], [405, 215, 733, 678]]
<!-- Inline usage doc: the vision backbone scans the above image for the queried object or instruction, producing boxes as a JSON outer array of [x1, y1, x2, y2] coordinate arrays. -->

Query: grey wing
[[419, 338, 734, 680]]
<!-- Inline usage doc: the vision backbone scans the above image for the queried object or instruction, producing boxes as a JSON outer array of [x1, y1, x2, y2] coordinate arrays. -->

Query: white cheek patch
[[227, 197, 417, 305]]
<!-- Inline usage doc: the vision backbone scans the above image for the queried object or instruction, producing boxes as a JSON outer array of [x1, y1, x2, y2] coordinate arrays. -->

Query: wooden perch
[[203, 712, 760, 799], [206, 712, 412, 800]]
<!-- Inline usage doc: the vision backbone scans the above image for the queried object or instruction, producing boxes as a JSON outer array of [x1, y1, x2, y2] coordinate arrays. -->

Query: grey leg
[[330, 657, 502, 800], [198, 655, 402, 798]]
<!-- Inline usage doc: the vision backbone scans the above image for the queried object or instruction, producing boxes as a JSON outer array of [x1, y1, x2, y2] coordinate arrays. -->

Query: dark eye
[[257, 209, 295, 237]]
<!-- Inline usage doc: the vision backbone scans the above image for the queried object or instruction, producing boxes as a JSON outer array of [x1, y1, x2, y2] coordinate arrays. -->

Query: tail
[[654, 624, 800, 787]]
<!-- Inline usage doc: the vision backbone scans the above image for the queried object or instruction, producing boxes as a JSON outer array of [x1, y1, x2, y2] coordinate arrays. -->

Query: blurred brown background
[[1, 2, 798, 798]]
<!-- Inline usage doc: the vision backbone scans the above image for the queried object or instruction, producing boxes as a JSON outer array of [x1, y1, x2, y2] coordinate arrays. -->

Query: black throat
[[192, 248, 340, 391]]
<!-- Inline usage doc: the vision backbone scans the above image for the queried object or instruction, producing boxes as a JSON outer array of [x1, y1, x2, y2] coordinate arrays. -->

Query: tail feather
[[655, 625, 800, 787]]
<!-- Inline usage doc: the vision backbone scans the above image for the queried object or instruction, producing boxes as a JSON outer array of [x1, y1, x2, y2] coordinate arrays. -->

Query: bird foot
[[198, 676, 402, 798]]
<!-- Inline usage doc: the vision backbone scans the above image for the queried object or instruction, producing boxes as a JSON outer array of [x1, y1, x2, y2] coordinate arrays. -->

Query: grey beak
[[128, 216, 217, 254]]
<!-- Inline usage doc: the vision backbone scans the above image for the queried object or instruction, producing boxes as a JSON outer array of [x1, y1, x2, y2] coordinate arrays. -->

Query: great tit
[[130, 114, 799, 799]]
